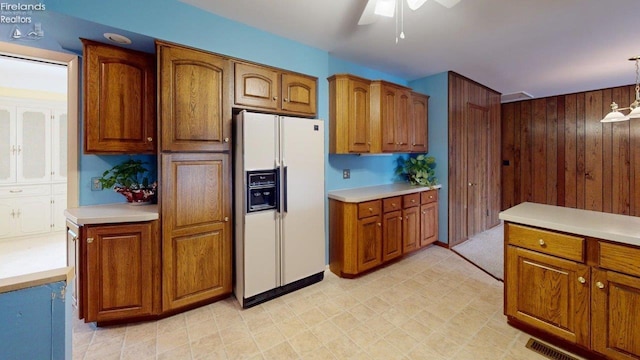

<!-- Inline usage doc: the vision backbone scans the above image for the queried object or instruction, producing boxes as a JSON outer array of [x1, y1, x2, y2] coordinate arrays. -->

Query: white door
[[17, 107, 51, 183], [280, 117, 325, 285], [0, 103, 16, 184]]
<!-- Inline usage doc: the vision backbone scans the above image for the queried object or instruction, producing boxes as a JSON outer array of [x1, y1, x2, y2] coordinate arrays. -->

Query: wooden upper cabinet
[[281, 72, 316, 115], [371, 80, 413, 153], [82, 39, 156, 154], [328, 74, 374, 154], [157, 41, 232, 152], [234, 61, 317, 117], [234, 62, 279, 110], [410, 92, 429, 153]]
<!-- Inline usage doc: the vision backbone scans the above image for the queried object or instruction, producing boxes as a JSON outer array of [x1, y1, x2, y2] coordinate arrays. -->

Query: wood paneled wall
[[501, 84, 640, 216], [449, 72, 501, 246]]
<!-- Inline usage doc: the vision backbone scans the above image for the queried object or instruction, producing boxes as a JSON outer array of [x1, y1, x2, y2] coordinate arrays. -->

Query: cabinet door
[[85, 222, 155, 322], [395, 89, 412, 152], [592, 269, 640, 359], [51, 109, 67, 182], [161, 153, 232, 311], [382, 210, 403, 261], [0, 103, 16, 184], [52, 193, 67, 232], [16, 107, 50, 183], [234, 62, 279, 110], [281, 72, 317, 115], [348, 78, 371, 153], [410, 93, 428, 153], [381, 86, 398, 152], [357, 215, 382, 272], [420, 202, 438, 246], [83, 40, 156, 154], [159, 43, 231, 152], [506, 246, 590, 346], [0, 199, 16, 238], [16, 195, 51, 236], [402, 206, 420, 253]]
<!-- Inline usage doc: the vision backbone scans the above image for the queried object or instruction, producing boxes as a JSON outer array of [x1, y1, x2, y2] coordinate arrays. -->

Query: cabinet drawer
[[403, 193, 420, 208], [0, 185, 50, 198], [599, 242, 640, 277], [358, 200, 381, 219], [421, 190, 437, 204], [507, 223, 584, 262], [383, 197, 402, 213]]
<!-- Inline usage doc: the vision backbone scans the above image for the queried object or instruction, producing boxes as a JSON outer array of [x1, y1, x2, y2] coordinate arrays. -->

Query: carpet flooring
[[451, 222, 504, 280]]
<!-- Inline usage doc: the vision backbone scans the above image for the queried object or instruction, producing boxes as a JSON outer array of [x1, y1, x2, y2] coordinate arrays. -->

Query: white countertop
[[499, 202, 640, 247], [328, 183, 442, 203], [65, 203, 159, 225]]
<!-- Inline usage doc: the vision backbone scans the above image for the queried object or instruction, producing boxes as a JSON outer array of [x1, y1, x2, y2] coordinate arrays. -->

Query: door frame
[[0, 42, 80, 208]]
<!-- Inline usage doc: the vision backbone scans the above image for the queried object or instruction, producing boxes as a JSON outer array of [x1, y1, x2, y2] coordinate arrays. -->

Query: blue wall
[[410, 72, 449, 244], [0, 281, 71, 360]]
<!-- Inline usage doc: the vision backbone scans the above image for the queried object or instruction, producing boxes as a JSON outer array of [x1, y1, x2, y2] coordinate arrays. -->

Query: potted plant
[[395, 154, 437, 186], [98, 159, 157, 204]]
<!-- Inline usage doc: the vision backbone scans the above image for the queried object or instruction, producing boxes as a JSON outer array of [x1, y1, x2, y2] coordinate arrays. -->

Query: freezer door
[[243, 211, 279, 297], [241, 112, 278, 171], [280, 117, 326, 285]]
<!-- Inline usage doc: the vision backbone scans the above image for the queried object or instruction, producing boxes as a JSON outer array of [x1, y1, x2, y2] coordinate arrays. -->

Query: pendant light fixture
[[601, 56, 640, 122]]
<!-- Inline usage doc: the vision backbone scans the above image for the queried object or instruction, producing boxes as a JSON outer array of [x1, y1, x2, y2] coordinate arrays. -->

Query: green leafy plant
[[395, 154, 437, 186], [98, 159, 157, 203]]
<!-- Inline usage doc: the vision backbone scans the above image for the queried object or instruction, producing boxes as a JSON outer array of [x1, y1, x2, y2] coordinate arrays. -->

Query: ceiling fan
[[358, 0, 461, 26]]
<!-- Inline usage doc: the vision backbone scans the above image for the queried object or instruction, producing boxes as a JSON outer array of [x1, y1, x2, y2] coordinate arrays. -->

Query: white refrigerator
[[234, 111, 325, 308]]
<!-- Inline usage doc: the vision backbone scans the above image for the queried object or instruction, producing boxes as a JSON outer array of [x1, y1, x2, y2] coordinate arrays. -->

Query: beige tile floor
[[72, 246, 585, 360]]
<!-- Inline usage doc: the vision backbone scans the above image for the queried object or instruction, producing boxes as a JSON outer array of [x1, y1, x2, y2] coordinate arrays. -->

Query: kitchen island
[[500, 202, 640, 360]]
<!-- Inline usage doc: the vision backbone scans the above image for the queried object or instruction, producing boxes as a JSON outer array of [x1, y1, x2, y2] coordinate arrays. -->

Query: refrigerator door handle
[[283, 166, 288, 213], [276, 166, 281, 213]]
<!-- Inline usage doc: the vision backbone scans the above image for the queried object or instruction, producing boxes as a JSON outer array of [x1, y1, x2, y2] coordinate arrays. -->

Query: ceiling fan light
[[601, 110, 630, 123], [407, 0, 427, 10], [374, 0, 396, 17]]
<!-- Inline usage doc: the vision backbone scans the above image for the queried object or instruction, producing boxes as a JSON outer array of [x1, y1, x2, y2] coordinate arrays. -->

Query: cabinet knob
[[392, 203, 396, 207], [398, 216, 403, 220], [468, 182, 473, 186], [538, 239, 545, 246], [578, 276, 586, 284], [429, 195, 433, 199], [284, 98, 289, 102], [596, 281, 605, 289], [224, 138, 230, 143], [87, 237, 94, 244], [411, 199, 416, 203], [273, 96, 278, 101], [412, 143, 416, 146], [147, 137, 153, 142], [422, 211, 426, 214], [10, 209, 15, 218], [368, 207, 373, 212], [377, 223, 381, 227], [224, 216, 229, 222]]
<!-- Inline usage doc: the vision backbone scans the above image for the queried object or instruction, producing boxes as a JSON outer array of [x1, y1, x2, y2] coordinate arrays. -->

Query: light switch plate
[[343, 169, 350, 179], [91, 177, 102, 191]]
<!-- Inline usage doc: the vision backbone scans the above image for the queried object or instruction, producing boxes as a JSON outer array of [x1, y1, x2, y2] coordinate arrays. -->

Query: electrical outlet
[[343, 169, 350, 179], [91, 177, 102, 191]]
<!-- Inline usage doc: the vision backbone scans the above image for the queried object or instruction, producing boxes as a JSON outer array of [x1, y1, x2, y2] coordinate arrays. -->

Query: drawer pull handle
[[368, 207, 373, 212], [9, 189, 23, 193], [596, 282, 605, 289], [87, 237, 94, 244], [411, 199, 416, 203], [392, 203, 396, 207], [538, 239, 545, 246], [429, 195, 433, 199], [578, 277, 586, 284]]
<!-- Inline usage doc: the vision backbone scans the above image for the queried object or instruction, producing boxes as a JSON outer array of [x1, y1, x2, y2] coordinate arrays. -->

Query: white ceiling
[[0, 56, 67, 94], [180, 0, 640, 100]]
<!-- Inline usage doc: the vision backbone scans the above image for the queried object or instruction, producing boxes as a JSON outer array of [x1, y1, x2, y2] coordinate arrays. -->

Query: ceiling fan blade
[[406, 0, 427, 11], [433, 0, 461, 8], [358, 0, 379, 25]]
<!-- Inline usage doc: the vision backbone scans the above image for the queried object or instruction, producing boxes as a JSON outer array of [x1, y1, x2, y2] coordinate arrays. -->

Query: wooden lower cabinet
[[506, 245, 590, 346], [505, 222, 640, 359], [420, 202, 438, 246], [84, 221, 159, 323], [161, 152, 232, 311], [330, 189, 438, 277]]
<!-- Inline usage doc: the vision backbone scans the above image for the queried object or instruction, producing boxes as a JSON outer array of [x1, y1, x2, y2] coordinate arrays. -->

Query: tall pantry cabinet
[[157, 41, 232, 311]]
